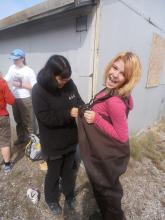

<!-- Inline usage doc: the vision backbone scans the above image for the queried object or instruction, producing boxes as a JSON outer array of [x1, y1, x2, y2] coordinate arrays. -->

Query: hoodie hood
[[37, 70, 58, 95], [127, 95, 134, 111]]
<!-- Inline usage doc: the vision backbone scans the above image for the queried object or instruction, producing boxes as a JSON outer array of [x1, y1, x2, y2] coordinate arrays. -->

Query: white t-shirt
[[5, 64, 37, 99]]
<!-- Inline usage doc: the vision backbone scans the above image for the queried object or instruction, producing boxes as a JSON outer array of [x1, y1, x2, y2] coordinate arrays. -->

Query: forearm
[[94, 113, 128, 142], [22, 82, 32, 90]]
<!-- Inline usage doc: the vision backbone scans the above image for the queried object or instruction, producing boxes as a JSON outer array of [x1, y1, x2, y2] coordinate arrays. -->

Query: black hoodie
[[32, 79, 84, 157]]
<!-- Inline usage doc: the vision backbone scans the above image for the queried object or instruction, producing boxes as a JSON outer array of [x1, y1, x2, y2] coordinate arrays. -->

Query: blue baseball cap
[[10, 49, 25, 60]]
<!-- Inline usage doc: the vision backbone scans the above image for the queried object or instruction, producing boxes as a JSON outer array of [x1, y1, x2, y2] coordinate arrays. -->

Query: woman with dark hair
[[32, 55, 84, 215]]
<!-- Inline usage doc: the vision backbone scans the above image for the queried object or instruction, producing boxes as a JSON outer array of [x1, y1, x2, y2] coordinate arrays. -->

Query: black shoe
[[65, 196, 76, 210], [47, 202, 62, 215]]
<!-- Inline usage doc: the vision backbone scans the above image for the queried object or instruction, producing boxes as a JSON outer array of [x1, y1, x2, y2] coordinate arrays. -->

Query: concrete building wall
[[0, 8, 95, 102], [0, 0, 165, 133], [96, 0, 165, 133]]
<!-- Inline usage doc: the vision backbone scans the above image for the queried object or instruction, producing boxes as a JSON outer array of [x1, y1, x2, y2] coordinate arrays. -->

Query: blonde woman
[[78, 51, 141, 220]]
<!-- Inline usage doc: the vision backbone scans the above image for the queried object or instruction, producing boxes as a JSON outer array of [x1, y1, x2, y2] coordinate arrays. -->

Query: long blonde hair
[[104, 51, 142, 97]]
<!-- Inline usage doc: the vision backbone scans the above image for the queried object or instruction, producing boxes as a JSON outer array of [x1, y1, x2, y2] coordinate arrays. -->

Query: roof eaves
[[0, 0, 97, 31]]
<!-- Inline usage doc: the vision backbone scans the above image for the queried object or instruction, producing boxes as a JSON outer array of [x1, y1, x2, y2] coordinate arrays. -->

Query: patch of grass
[[130, 131, 159, 160], [130, 129, 165, 170], [156, 116, 165, 132], [13, 170, 23, 177], [130, 135, 144, 161], [143, 138, 164, 169]]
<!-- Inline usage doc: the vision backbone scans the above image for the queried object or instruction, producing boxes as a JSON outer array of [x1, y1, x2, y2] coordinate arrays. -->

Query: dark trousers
[[44, 151, 76, 203], [86, 155, 128, 220], [12, 97, 33, 142], [91, 177, 126, 220]]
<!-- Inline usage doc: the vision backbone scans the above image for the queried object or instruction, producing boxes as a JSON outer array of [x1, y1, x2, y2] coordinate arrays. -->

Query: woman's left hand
[[70, 107, 79, 118], [84, 110, 96, 124]]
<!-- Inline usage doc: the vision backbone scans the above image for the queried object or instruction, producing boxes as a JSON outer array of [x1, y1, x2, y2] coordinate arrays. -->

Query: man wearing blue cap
[[5, 49, 36, 146]]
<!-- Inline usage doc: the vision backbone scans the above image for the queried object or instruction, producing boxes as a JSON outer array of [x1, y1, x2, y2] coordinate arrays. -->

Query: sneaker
[[65, 196, 76, 210], [4, 164, 12, 173], [47, 202, 62, 215]]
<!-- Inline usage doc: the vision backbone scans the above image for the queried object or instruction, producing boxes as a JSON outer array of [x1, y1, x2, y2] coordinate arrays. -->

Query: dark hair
[[23, 58, 26, 65], [37, 55, 72, 93]]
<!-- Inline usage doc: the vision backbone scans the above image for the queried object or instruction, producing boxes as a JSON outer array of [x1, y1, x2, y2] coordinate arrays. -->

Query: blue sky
[[0, 0, 46, 20]]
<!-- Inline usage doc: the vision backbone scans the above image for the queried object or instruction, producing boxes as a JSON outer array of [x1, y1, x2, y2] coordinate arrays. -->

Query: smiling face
[[105, 59, 126, 90]]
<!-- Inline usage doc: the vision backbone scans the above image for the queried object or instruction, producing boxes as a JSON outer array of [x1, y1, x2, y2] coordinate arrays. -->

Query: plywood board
[[147, 33, 165, 87]]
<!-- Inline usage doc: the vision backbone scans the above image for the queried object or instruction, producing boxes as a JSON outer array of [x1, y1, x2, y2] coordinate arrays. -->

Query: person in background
[[32, 55, 84, 215], [78, 51, 141, 220], [0, 72, 15, 172], [5, 49, 36, 146]]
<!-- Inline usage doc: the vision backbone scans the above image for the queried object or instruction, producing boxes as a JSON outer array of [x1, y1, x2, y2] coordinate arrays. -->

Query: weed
[[130, 124, 165, 170], [13, 170, 23, 177], [130, 135, 143, 161]]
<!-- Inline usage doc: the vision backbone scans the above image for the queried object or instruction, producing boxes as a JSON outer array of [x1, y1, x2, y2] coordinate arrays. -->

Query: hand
[[84, 110, 96, 124], [0, 72, 3, 78], [13, 80, 22, 87], [70, 107, 79, 118]]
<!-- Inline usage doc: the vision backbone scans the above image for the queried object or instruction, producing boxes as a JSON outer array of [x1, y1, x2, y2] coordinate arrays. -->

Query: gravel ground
[[0, 139, 164, 220]]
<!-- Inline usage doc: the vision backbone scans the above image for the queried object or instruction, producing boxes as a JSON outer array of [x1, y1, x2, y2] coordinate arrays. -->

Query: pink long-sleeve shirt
[[92, 92, 133, 143]]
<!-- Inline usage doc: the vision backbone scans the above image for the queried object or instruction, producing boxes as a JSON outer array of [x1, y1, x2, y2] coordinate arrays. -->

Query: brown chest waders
[[78, 115, 130, 220]]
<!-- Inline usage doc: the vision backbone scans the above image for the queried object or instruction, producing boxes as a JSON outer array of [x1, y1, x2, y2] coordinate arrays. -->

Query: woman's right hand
[[84, 110, 96, 124]]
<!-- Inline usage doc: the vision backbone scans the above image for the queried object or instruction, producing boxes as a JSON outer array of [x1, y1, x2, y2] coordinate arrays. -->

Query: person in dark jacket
[[32, 55, 84, 215]]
